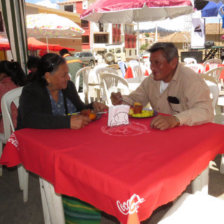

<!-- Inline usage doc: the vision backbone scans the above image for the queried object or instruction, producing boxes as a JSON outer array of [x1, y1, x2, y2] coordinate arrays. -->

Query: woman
[[0, 60, 26, 133], [17, 53, 107, 130], [17, 53, 107, 224]]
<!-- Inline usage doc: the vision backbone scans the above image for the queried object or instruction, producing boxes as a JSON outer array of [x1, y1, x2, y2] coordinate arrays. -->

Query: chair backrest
[[74, 66, 91, 103], [185, 63, 204, 73], [128, 60, 145, 81], [184, 57, 197, 64], [1, 87, 23, 140], [201, 67, 222, 84], [203, 79, 219, 113], [95, 66, 119, 84], [73, 66, 91, 88], [203, 58, 222, 65], [100, 73, 130, 106]]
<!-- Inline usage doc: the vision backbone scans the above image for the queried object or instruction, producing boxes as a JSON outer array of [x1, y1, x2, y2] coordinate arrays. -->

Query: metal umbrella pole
[[0, 0, 28, 73]]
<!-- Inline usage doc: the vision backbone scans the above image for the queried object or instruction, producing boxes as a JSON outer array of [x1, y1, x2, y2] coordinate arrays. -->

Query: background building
[[58, 0, 137, 60]]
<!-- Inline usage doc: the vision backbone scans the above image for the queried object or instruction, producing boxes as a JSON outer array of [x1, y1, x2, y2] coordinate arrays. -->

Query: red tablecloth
[[1, 115, 224, 223]]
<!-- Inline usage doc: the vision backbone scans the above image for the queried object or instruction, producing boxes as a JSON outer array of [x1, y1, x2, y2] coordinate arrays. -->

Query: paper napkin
[[108, 105, 130, 127]]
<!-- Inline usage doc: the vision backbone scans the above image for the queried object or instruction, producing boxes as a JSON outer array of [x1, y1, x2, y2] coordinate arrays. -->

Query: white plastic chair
[[39, 178, 65, 224], [128, 60, 145, 82], [202, 79, 219, 112], [185, 63, 204, 73], [203, 58, 222, 66], [93, 66, 121, 102], [100, 73, 130, 106], [0, 87, 29, 202], [184, 57, 197, 64], [73, 66, 91, 103], [201, 67, 223, 86]]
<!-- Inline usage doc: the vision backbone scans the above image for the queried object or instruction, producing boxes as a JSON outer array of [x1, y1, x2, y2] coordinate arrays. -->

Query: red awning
[[0, 36, 75, 52]]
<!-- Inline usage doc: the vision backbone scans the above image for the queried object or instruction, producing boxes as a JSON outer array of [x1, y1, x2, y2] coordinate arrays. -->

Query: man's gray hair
[[147, 42, 178, 62]]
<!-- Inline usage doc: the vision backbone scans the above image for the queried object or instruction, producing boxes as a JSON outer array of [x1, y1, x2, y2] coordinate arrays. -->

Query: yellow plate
[[129, 109, 156, 118]]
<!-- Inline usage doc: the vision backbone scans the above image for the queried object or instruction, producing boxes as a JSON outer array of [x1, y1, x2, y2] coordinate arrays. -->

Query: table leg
[[191, 166, 209, 194]]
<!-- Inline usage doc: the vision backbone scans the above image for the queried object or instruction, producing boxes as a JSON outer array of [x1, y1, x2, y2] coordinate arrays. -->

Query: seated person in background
[[17, 53, 107, 224], [0, 60, 26, 133], [17, 53, 107, 130], [26, 55, 40, 83], [111, 42, 214, 130], [59, 48, 84, 91]]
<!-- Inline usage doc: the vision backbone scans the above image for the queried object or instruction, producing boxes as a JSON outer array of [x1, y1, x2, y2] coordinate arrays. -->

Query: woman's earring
[[46, 78, 51, 85]]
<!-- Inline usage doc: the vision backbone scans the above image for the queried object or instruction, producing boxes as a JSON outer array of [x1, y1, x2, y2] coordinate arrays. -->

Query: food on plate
[[80, 109, 97, 120], [133, 102, 143, 114], [129, 107, 155, 118]]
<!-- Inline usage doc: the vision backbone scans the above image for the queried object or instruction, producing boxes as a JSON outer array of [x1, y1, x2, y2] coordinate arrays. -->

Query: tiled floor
[[0, 106, 224, 224]]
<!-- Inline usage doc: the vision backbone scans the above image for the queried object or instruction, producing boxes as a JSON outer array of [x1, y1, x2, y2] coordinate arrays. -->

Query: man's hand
[[92, 102, 108, 112], [110, 92, 122, 105], [150, 115, 180, 130]]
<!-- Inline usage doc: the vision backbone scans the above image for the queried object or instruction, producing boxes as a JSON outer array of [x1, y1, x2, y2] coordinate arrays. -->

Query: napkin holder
[[108, 105, 130, 127]]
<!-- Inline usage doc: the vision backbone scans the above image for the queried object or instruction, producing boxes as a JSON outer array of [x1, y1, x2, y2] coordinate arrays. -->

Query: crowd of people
[[0, 43, 214, 223]]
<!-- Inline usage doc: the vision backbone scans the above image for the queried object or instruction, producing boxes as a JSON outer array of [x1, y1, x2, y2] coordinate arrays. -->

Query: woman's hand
[[92, 102, 108, 112], [70, 115, 91, 129]]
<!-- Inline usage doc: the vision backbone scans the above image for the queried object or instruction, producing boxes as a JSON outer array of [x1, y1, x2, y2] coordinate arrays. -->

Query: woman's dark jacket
[[17, 80, 93, 129]]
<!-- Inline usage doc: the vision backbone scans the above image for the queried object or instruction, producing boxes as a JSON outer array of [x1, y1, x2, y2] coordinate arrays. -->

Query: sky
[[25, 0, 64, 9]]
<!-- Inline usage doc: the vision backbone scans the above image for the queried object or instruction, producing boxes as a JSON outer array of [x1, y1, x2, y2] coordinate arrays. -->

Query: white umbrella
[[26, 13, 84, 38], [137, 15, 193, 32], [26, 13, 85, 51], [81, 0, 194, 24], [81, 0, 194, 55]]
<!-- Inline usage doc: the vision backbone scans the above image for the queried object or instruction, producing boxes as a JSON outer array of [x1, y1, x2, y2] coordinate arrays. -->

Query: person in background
[[26, 55, 40, 83], [0, 60, 26, 133], [111, 42, 214, 130], [17, 53, 107, 224], [59, 48, 84, 91]]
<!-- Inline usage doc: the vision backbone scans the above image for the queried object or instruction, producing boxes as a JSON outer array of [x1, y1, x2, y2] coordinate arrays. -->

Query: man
[[59, 49, 84, 91], [111, 42, 214, 130]]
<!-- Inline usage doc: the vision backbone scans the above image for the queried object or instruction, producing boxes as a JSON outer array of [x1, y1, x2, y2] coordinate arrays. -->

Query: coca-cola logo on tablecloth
[[8, 133, 19, 148], [117, 194, 145, 215], [101, 121, 150, 137]]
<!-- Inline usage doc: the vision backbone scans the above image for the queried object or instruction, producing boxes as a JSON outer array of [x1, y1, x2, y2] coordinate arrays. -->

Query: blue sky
[[25, 0, 65, 9]]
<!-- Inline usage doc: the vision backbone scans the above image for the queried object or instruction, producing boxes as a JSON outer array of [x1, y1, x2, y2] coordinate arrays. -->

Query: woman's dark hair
[[147, 42, 179, 63], [36, 53, 66, 85], [0, 60, 26, 86]]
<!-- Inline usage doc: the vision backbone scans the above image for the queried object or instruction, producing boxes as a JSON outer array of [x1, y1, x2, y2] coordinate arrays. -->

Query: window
[[129, 50, 132, 56], [115, 48, 121, 54], [81, 20, 89, 28], [64, 4, 76, 13], [83, 0, 88, 9], [82, 36, 89, 44], [99, 23, 104, 32], [94, 34, 108, 43]]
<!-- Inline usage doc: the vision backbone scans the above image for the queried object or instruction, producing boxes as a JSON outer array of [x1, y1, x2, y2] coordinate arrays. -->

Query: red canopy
[[0, 36, 75, 52]]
